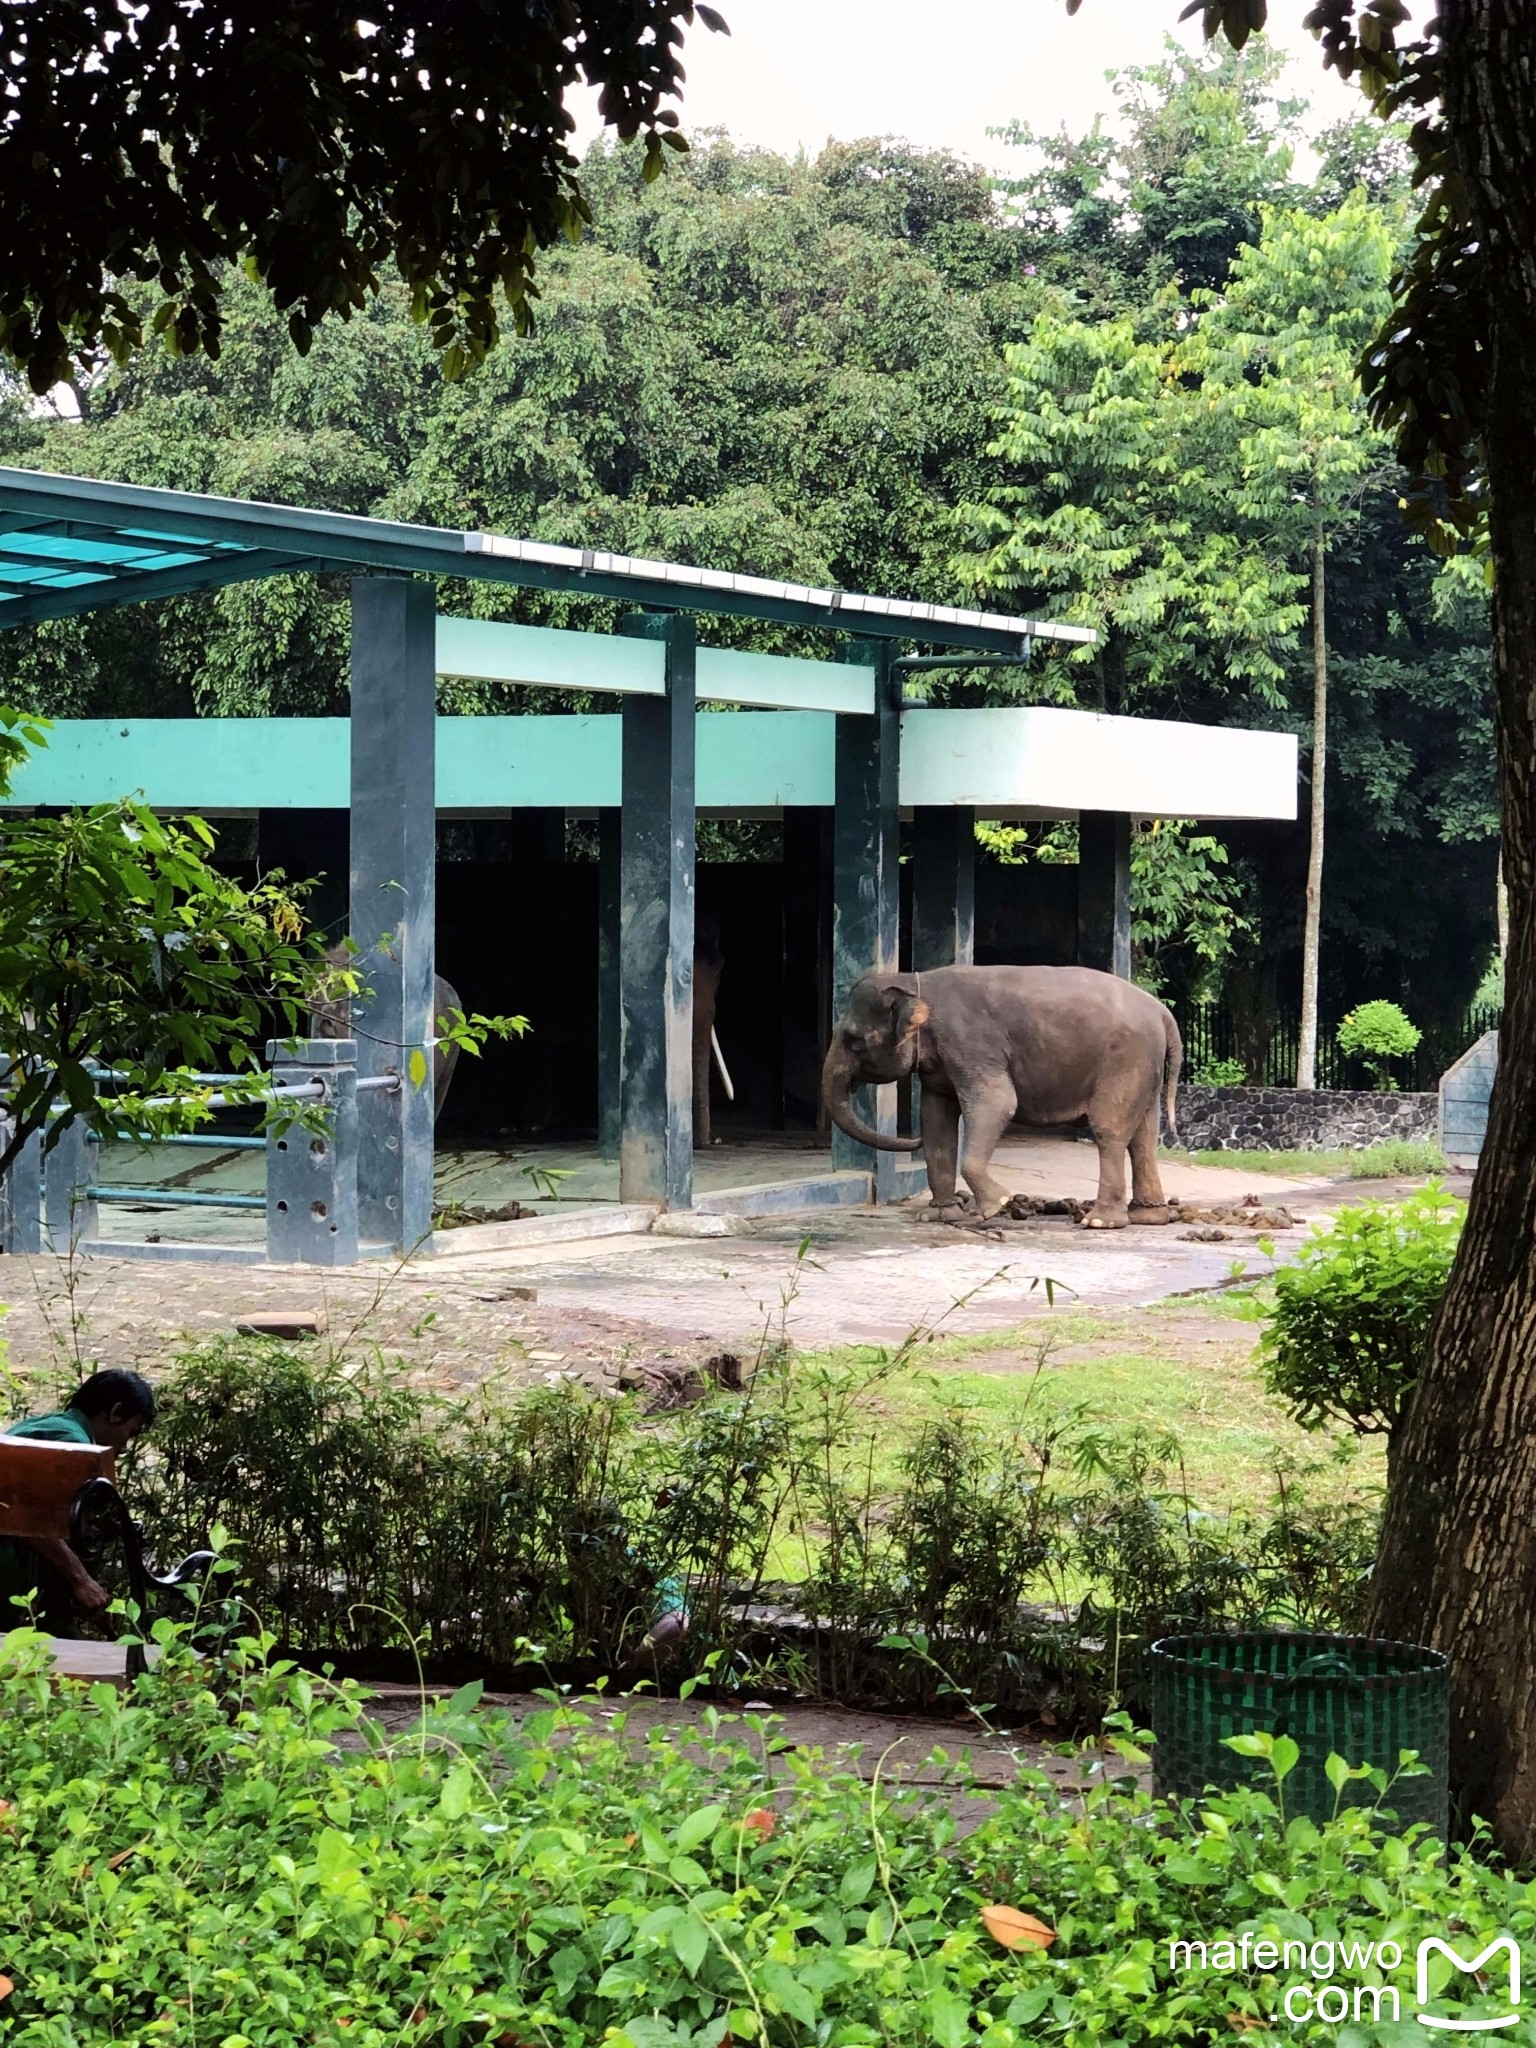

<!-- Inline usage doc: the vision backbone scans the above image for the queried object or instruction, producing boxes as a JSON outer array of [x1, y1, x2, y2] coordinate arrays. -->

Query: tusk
[[711, 1028, 735, 1102]]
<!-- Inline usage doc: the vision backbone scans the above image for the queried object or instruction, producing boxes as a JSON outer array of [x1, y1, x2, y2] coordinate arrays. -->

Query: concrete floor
[[82, 1129, 1317, 1254]]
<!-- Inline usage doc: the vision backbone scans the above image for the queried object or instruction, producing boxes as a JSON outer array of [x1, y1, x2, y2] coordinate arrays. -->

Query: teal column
[[618, 615, 696, 1210], [597, 806, 621, 1159], [780, 807, 833, 1127], [913, 806, 975, 969], [832, 640, 902, 1198], [1078, 810, 1132, 977], [349, 577, 437, 1253]]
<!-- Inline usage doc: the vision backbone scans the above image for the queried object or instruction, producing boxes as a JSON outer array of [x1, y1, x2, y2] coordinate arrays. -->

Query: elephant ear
[[882, 981, 931, 1041]]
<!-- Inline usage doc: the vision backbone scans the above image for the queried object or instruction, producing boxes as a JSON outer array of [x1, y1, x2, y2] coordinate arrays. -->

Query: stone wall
[[1174, 1085, 1438, 1153]]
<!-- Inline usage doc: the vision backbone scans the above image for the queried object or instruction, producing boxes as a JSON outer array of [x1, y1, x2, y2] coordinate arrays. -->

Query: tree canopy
[[0, 57, 1497, 1045], [0, 0, 727, 393]]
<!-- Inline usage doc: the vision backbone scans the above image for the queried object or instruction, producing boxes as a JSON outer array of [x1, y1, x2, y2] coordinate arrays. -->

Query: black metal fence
[[1170, 1003, 1500, 1093]]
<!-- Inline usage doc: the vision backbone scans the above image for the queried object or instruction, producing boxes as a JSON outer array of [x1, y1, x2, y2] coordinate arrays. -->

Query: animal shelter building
[[0, 467, 1297, 1261]]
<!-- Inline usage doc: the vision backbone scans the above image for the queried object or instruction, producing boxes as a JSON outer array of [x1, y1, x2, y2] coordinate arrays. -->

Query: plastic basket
[[1149, 1630, 1449, 1836]]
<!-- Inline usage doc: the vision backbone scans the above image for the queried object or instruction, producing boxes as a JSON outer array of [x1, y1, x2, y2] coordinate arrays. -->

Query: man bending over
[[0, 1369, 156, 1627]]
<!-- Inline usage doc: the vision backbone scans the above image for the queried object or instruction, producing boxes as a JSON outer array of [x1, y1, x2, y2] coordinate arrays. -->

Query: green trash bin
[[1150, 1631, 1449, 1837]]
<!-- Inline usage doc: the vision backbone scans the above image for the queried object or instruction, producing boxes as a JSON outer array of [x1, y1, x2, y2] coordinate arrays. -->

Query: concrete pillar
[[618, 615, 696, 1209], [597, 807, 622, 1160], [912, 806, 976, 970], [832, 640, 902, 1197], [42, 1119, 98, 1252], [780, 807, 834, 1128], [0, 1121, 42, 1253], [265, 1038, 359, 1265], [1078, 810, 1132, 978], [349, 576, 437, 1252]]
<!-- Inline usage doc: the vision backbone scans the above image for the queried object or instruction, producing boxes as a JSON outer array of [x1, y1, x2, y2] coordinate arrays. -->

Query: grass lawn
[[1163, 1137, 1445, 1179], [792, 1283, 1381, 1516]]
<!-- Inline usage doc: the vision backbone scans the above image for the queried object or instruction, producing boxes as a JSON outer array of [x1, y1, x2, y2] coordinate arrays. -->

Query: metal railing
[[1170, 1002, 1500, 1092], [1, 1040, 401, 1265]]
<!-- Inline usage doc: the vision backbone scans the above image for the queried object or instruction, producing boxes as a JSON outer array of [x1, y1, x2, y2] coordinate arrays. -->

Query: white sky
[[573, 0, 1379, 174]]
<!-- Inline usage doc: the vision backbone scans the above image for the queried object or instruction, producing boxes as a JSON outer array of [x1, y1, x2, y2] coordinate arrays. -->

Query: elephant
[[310, 947, 462, 1122], [821, 964, 1182, 1229], [692, 916, 725, 1149]]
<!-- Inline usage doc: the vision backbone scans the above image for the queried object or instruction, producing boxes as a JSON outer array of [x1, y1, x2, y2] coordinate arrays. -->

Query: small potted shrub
[[1336, 999, 1421, 1091]]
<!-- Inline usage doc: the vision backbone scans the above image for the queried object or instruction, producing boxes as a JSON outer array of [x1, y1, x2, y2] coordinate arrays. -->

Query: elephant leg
[[1083, 1127, 1131, 1229], [958, 1080, 1017, 1220], [1128, 1102, 1170, 1221], [920, 1087, 966, 1219]]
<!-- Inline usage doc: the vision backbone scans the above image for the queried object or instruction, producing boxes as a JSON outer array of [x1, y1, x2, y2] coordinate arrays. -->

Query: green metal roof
[[0, 466, 1093, 656]]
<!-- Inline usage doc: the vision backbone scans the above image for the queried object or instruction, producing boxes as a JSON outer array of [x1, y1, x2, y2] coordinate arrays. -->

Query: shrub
[[121, 1337, 1377, 1720], [1336, 999, 1422, 1090], [1, 1630, 1529, 2045], [1258, 1184, 1464, 1461], [1190, 1056, 1247, 1086]]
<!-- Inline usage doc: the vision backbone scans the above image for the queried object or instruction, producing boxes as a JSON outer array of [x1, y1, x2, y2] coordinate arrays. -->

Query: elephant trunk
[[821, 1042, 922, 1154]]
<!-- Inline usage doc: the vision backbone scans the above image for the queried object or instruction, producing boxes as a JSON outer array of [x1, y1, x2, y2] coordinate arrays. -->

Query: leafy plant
[[119, 1335, 1380, 1720], [1336, 999, 1423, 1090], [1258, 1185, 1464, 1463], [1191, 1056, 1248, 1087], [2, 1624, 1530, 2045], [521, 1161, 577, 1203]]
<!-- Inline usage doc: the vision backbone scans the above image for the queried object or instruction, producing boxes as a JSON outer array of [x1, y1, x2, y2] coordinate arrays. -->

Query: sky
[[572, 0, 1374, 174]]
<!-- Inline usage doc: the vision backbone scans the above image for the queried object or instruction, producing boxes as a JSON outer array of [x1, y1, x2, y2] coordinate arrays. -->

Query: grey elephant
[[821, 964, 1182, 1228], [311, 947, 462, 1121], [692, 917, 725, 1149]]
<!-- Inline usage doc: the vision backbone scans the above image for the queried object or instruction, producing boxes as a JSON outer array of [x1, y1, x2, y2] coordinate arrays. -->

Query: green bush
[[1, 1630, 1530, 2046], [1190, 1056, 1247, 1087], [1259, 1185, 1464, 1454], [118, 1338, 1378, 1720], [1336, 999, 1422, 1090]]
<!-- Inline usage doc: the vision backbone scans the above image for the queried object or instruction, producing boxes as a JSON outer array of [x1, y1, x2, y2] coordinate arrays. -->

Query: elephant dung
[[1168, 1202, 1297, 1229]]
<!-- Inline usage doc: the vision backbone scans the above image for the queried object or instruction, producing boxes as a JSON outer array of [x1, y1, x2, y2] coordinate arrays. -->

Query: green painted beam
[[436, 615, 875, 712], [0, 714, 838, 811]]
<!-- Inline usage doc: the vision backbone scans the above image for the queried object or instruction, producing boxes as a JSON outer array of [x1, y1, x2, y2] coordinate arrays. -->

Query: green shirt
[[0, 1405, 97, 1618]]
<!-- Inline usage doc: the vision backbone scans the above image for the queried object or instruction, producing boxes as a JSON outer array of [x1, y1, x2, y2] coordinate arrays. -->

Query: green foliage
[[0, 784, 331, 1181], [1336, 999, 1423, 1090], [1131, 823, 1249, 995], [1190, 1057, 1248, 1087], [0, 0, 728, 391], [1171, 1138, 1445, 1177], [2, 1625, 1530, 2044], [121, 1337, 1375, 1717], [1259, 1185, 1463, 1443]]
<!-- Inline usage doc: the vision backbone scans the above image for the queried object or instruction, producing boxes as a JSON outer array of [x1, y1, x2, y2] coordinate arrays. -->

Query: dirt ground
[[0, 1162, 1452, 1401]]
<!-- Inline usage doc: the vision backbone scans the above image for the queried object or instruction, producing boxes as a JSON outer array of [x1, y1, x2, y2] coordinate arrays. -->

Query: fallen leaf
[[622, 1832, 638, 1849], [741, 1807, 776, 1840], [0, 1976, 12, 2002], [981, 1904, 1056, 1952], [107, 1838, 150, 1871], [1228, 2014, 1268, 2033]]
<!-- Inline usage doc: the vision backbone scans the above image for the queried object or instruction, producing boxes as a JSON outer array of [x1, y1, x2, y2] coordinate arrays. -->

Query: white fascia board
[[436, 616, 665, 696], [900, 707, 1298, 822]]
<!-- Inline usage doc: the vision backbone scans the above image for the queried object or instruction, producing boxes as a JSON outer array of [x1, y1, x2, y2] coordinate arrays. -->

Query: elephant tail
[[1162, 1006, 1183, 1144]]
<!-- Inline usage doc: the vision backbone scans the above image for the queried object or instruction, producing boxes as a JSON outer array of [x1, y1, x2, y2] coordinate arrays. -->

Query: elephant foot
[[930, 1201, 970, 1224], [1128, 1203, 1172, 1226], [1082, 1205, 1130, 1230]]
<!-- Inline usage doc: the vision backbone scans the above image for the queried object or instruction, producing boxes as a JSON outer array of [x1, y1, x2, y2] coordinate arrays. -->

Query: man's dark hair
[[67, 1370, 156, 1426]]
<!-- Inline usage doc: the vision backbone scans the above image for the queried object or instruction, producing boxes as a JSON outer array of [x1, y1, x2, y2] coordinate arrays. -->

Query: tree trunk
[[1367, 0, 1536, 1854], [1295, 519, 1326, 1090]]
